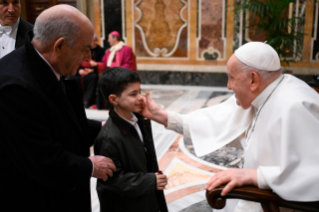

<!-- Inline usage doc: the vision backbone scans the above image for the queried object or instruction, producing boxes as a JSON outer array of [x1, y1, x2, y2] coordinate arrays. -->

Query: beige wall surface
[[92, 0, 319, 75]]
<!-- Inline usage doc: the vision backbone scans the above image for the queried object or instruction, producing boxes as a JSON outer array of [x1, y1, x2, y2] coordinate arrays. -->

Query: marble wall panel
[[198, 0, 226, 60], [134, 0, 188, 57], [311, 2, 319, 61]]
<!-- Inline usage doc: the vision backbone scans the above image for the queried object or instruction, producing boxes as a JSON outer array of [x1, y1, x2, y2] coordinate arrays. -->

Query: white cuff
[[257, 167, 270, 189], [166, 111, 183, 134], [91, 160, 94, 177]]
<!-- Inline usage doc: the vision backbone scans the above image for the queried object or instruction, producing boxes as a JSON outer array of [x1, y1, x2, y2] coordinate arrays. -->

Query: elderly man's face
[[226, 55, 253, 109], [0, 0, 21, 26], [59, 28, 93, 76]]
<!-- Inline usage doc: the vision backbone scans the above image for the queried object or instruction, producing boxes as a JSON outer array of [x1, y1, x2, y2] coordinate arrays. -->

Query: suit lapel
[[15, 18, 33, 49], [24, 31, 84, 140]]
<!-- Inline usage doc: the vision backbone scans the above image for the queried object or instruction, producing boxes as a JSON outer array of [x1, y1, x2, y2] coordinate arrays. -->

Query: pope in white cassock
[[140, 42, 319, 212]]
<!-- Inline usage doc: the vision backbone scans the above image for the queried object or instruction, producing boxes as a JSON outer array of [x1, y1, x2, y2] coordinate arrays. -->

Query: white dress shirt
[[119, 113, 145, 145], [0, 18, 20, 59]]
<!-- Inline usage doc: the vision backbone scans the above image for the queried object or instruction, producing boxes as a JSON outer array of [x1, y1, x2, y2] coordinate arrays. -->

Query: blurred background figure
[[0, 0, 33, 59], [97, 31, 136, 109], [68, 33, 105, 108]]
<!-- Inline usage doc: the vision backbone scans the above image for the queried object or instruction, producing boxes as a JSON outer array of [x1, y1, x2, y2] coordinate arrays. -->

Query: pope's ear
[[250, 71, 260, 91], [108, 94, 118, 106], [53, 37, 67, 56]]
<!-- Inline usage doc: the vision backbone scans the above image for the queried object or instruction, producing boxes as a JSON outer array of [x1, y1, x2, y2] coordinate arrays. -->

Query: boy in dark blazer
[[95, 67, 168, 212]]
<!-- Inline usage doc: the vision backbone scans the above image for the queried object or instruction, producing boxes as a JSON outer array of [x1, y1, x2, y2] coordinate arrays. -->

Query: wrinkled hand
[[140, 92, 168, 126], [79, 68, 93, 76], [89, 60, 97, 67], [206, 169, 257, 196], [89, 156, 116, 181], [155, 172, 168, 190]]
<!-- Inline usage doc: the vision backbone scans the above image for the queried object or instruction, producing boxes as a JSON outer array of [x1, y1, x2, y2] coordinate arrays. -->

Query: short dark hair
[[99, 67, 141, 101]]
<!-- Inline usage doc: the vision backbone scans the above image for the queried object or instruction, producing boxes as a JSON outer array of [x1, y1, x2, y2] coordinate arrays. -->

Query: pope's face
[[0, 0, 21, 26], [226, 55, 253, 109]]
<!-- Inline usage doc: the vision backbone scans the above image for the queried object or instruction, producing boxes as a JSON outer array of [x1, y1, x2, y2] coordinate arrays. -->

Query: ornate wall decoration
[[311, 2, 319, 62], [197, 0, 226, 61], [134, 0, 188, 58]]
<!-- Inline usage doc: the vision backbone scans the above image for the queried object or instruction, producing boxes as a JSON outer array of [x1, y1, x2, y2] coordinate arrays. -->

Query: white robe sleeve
[[167, 95, 253, 157], [185, 95, 253, 156], [166, 111, 184, 134], [257, 168, 270, 189], [259, 99, 319, 201]]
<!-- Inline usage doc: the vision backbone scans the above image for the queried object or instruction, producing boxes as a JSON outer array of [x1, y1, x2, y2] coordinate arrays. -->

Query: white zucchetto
[[235, 42, 281, 71]]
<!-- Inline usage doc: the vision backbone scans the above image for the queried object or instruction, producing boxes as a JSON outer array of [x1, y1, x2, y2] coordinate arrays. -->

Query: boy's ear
[[109, 94, 118, 106]]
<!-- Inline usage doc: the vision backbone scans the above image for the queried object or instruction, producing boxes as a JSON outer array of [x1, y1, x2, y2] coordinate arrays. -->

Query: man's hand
[[89, 60, 97, 67], [206, 169, 257, 196], [140, 92, 168, 126], [89, 156, 116, 181], [79, 68, 93, 76], [155, 172, 168, 190]]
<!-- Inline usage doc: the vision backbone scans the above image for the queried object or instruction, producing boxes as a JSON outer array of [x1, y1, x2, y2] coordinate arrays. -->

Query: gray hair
[[237, 60, 281, 81], [33, 15, 80, 47], [93, 33, 98, 39]]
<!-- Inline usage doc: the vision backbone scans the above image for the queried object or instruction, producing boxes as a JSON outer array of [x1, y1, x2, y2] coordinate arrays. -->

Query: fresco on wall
[[198, 0, 226, 61], [134, 0, 188, 57]]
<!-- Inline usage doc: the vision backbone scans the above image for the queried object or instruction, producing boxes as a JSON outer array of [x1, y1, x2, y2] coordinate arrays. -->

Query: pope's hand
[[205, 169, 257, 196], [140, 92, 168, 126], [89, 156, 117, 181]]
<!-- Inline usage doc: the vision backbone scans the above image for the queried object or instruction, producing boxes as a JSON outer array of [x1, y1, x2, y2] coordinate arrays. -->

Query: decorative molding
[[99, 0, 105, 47], [121, 0, 127, 43], [137, 64, 227, 72], [134, 0, 188, 58], [311, 2, 319, 62]]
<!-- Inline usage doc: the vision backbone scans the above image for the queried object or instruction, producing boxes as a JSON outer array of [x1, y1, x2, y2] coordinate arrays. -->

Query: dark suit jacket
[[15, 18, 33, 49], [0, 31, 100, 212], [94, 109, 168, 212]]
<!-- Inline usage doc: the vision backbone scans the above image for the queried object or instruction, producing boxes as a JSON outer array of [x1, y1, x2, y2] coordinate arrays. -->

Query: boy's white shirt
[[119, 113, 144, 143]]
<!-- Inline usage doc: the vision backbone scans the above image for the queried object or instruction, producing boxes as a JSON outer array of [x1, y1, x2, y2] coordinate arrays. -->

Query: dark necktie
[[60, 78, 66, 93]]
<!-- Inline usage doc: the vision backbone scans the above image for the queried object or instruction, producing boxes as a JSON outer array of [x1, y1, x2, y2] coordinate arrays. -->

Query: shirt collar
[[0, 17, 20, 34], [119, 112, 138, 126], [33, 46, 60, 80], [251, 74, 284, 110]]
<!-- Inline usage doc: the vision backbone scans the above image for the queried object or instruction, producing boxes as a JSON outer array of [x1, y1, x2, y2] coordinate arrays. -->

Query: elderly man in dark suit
[[0, 4, 116, 212], [0, 0, 33, 59]]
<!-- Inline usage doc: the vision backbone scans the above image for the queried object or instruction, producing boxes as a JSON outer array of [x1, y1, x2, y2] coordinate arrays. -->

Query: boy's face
[[115, 82, 143, 113]]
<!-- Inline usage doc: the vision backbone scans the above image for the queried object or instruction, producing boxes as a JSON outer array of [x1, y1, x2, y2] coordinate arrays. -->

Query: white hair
[[237, 59, 282, 82], [33, 15, 80, 47]]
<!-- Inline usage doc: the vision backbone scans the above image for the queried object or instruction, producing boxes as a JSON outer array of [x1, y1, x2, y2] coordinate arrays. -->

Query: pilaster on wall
[[226, 0, 235, 61], [93, 0, 101, 45], [125, 0, 134, 48]]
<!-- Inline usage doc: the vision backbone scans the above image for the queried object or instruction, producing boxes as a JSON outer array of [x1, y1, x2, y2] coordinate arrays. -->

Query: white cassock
[[166, 74, 319, 211]]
